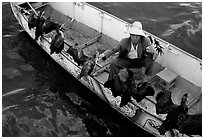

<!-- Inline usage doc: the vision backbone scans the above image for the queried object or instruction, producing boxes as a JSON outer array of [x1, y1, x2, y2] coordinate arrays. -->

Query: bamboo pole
[[26, 2, 38, 16]]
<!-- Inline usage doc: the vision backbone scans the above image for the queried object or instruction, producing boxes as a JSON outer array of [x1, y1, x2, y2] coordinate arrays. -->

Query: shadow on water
[[3, 31, 146, 137]]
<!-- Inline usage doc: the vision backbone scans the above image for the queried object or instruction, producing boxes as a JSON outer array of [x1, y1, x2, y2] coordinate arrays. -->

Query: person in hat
[[99, 21, 156, 97]]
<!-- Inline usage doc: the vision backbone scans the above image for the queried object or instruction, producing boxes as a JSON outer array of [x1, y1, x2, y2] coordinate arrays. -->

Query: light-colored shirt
[[128, 42, 138, 59]]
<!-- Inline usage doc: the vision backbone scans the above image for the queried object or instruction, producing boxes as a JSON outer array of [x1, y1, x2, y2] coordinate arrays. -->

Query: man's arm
[[144, 36, 159, 60], [99, 40, 122, 60]]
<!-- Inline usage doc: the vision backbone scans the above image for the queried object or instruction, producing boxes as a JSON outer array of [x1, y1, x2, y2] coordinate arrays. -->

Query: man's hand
[[146, 44, 159, 60], [146, 44, 155, 53], [99, 53, 107, 61], [152, 52, 159, 60]]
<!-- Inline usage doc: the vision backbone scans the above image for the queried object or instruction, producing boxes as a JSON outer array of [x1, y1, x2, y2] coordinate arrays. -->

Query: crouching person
[[99, 21, 157, 97], [50, 26, 65, 55]]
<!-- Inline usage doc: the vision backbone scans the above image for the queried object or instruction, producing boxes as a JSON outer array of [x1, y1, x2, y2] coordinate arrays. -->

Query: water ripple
[[2, 67, 22, 79]]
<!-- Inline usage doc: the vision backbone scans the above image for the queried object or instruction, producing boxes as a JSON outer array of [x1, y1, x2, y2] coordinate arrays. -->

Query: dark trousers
[[107, 56, 153, 95]]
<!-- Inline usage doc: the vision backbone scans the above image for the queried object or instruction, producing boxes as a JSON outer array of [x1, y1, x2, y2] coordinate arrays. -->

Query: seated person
[[99, 21, 157, 97]]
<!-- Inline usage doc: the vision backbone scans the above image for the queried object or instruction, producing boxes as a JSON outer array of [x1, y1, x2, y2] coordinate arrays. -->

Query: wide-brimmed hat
[[127, 21, 146, 37]]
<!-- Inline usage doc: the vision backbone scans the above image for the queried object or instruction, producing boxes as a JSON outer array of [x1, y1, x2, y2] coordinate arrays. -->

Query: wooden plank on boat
[[187, 92, 202, 108], [26, 2, 38, 16], [130, 100, 164, 122], [80, 34, 101, 49], [91, 76, 111, 103], [93, 62, 110, 77]]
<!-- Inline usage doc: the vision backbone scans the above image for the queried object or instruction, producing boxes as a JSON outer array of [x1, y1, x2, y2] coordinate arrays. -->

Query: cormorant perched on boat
[[66, 43, 89, 66], [27, 11, 37, 30], [133, 81, 155, 102], [50, 25, 64, 55], [155, 90, 176, 114], [35, 11, 46, 41], [33, 11, 63, 42], [77, 51, 99, 79], [42, 17, 61, 34], [26, 9, 62, 36], [157, 93, 202, 136], [155, 90, 188, 114], [120, 81, 155, 106], [119, 69, 155, 107]]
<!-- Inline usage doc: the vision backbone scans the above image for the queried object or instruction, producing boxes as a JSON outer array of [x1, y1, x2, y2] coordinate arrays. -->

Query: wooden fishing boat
[[10, 2, 202, 137]]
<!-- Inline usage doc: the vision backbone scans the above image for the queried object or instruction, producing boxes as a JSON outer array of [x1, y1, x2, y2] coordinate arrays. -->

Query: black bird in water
[[77, 51, 99, 79]]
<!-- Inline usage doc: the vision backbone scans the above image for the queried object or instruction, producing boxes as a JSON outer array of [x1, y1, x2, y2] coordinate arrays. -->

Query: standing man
[[99, 21, 157, 97]]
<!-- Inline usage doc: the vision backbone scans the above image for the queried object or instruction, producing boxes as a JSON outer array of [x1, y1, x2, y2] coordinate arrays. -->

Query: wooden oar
[[91, 76, 111, 103]]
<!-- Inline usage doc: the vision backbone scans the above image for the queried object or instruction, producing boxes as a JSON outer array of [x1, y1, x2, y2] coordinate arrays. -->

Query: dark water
[[2, 2, 202, 137]]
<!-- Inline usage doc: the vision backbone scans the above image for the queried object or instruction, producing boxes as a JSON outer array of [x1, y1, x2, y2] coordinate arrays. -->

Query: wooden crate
[[155, 68, 178, 90]]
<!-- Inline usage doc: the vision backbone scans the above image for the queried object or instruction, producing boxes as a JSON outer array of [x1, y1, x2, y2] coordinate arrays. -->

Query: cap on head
[[128, 21, 146, 37]]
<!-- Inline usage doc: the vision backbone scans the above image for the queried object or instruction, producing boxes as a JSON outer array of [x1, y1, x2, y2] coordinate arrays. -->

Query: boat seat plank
[[80, 34, 101, 49], [62, 28, 110, 58], [30, 2, 48, 11], [94, 72, 109, 84], [64, 28, 91, 47]]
